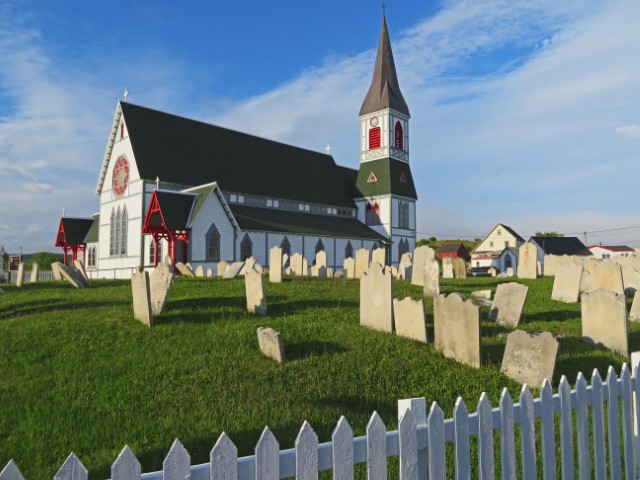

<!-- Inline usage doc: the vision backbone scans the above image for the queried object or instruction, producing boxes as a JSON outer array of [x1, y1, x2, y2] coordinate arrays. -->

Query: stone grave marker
[[398, 252, 412, 280], [290, 253, 305, 276], [393, 297, 427, 343], [355, 248, 370, 279], [302, 257, 308, 276], [582, 288, 628, 356], [52, 262, 83, 288], [551, 260, 583, 303], [472, 290, 492, 299], [442, 258, 453, 279], [580, 258, 599, 292], [360, 262, 393, 332], [257, 327, 285, 364], [282, 253, 289, 268], [411, 245, 435, 286], [239, 257, 257, 275], [245, 270, 267, 315], [51, 262, 62, 281], [488, 267, 497, 277], [518, 243, 538, 279], [175, 262, 195, 277], [206, 268, 213, 277], [29, 262, 39, 283], [269, 246, 283, 283], [71, 260, 90, 287], [630, 292, 640, 323], [434, 293, 481, 368], [590, 262, 624, 295], [315, 250, 327, 269], [621, 263, 640, 293], [15, 263, 25, 287], [544, 254, 558, 276], [343, 257, 355, 279], [453, 258, 466, 279], [423, 259, 440, 298], [131, 268, 153, 327], [371, 247, 386, 267], [223, 261, 245, 279], [194, 265, 205, 277], [501, 330, 558, 387], [217, 260, 229, 277], [506, 267, 514, 277], [150, 260, 174, 316], [489, 282, 529, 328]]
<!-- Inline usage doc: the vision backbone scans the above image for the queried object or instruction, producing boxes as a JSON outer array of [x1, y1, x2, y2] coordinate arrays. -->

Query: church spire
[[359, 16, 410, 117]]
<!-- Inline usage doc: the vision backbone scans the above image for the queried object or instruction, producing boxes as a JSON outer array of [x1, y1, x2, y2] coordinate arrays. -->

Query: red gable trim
[[54, 218, 66, 247]]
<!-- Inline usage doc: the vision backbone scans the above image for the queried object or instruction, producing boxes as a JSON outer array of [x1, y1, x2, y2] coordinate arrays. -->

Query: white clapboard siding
[[6, 363, 640, 480]]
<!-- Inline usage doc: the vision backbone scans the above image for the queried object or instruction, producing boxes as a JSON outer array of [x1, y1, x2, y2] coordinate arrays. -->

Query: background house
[[437, 242, 470, 262], [471, 223, 524, 272], [588, 244, 633, 260], [528, 236, 592, 271]]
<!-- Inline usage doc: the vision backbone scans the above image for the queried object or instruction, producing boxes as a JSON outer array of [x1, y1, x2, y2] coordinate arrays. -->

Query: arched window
[[87, 246, 95, 267], [241, 234, 253, 261], [115, 207, 122, 256], [345, 241, 353, 259], [394, 121, 403, 150], [315, 239, 325, 254], [373, 202, 380, 224], [398, 238, 410, 259], [369, 127, 381, 150], [281, 236, 291, 267], [120, 206, 128, 255], [110, 209, 116, 256], [365, 202, 373, 224], [206, 223, 220, 261], [505, 254, 512, 269], [398, 201, 409, 229]]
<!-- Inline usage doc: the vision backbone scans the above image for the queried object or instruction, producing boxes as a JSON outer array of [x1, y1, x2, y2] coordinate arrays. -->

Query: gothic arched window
[[398, 201, 409, 229], [394, 121, 403, 150], [315, 239, 325, 254], [206, 223, 220, 261], [120, 206, 128, 255], [345, 241, 353, 259], [241, 234, 253, 261]]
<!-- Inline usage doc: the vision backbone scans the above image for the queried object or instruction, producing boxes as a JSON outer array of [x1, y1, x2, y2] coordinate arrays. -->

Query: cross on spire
[[382, 1, 388, 16], [123, 89, 129, 102]]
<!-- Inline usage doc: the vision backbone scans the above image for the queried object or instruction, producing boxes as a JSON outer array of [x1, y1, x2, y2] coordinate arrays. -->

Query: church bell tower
[[355, 16, 418, 265]]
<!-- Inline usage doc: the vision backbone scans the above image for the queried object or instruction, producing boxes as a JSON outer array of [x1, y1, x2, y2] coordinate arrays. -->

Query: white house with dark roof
[[56, 17, 419, 278], [588, 244, 634, 260], [470, 223, 525, 271]]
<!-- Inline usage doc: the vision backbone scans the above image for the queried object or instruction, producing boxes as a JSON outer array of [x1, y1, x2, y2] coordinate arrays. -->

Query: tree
[[535, 231, 564, 237], [23, 252, 65, 270]]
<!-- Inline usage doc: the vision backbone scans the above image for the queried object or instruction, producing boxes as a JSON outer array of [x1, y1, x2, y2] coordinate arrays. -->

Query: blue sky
[[1, 0, 639, 254]]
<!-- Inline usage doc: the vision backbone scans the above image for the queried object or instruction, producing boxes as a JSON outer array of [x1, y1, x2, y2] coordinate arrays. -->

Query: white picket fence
[[2, 364, 640, 479]]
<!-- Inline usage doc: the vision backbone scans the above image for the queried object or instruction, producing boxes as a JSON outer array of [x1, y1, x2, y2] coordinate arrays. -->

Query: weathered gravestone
[[194, 265, 205, 277], [245, 270, 267, 315], [630, 291, 640, 323], [620, 263, 640, 293], [206, 268, 213, 277], [360, 262, 393, 332], [222, 261, 245, 279], [489, 282, 528, 328], [501, 330, 559, 387], [51, 262, 83, 288], [355, 248, 370, 279], [506, 267, 514, 277], [72, 259, 90, 287], [15, 263, 25, 287], [315, 250, 327, 268], [269, 246, 283, 283], [488, 267, 497, 277], [343, 257, 355, 279], [51, 262, 62, 281], [393, 297, 427, 343], [411, 245, 435, 286], [423, 259, 440, 298], [290, 253, 305, 276], [371, 247, 386, 267], [452, 258, 466, 279], [580, 258, 599, 292], [544, 254, 558, 276], [217, 260, 229, 277], [581, 288, 628, 356], [175, 262, 195, 277], [311, 251, 328, 277], [551, 260, 583, 303], [257, 327, 285, 364], [434, 293, 481, 368], [518, 243, 538, 279], [150, 260, 174, 316], [398, 252, 413, 280], [442, 257, 453, 279], [589, 261, 624, 295], [29, 262, 39, 283], [239, 257, 256, 275], [282, 253, 289, 268], [131, 268, 153, 327]]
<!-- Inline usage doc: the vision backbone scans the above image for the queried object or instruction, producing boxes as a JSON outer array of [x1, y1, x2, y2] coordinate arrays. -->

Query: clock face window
[[370, 116, 379, 127], [112, 156, 130, 196]]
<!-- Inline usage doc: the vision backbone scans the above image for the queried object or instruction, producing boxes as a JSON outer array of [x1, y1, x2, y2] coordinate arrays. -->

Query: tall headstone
[[398, 252, 413, 280], [582, 288, 628, 355], [442, 257, 453, 279], [452, 258, 466, 279], [29, 262, 39, 283], [393, 297, 427, 343], [150, 260, 174, 316], [194, 265, 205, 277], [371, 247, 386, 267], [551, 260, 583, 303], [51, 262, 62, 281], [131, 268, 153, 327], [630, 291, 640, 323], [217, 260, 229, 277], [206, 268, 213, 277], [360, 262, 394, 332], [489, 282, 529, 328], [290, 253, 305, 276], [239, 257, 258, 275], [257, 327, 285, 364], [411, 245, 435, 286], [315, 250, 327, 269], [423, 259, 440, 298], [343, 257, 355, 279], [269, 247, 283, 283], [518, 243, 538, 279], [621, 263, 640, 292], [590, 262, 624, 295], [15, 263, 25, 287], [355, 248, 370, 279], [71, 259, 89, 287], [245, 270, 267, 315], [544, 254, 558, 276], [434, 293, 481, 368], [501, 331, 559, 387]]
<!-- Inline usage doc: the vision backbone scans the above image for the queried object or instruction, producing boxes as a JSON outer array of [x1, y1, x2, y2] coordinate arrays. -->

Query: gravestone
[[590, 262, 624, 295], [434, 293, 481, 368], [282, 253, 289, 268], [257, 327, 285, 364], [52, 262, 83, 288], [551, 260, 583, 303], [51, 262, 62, 281], [217, 260, 229, 277], [290, 253, 305, 276], [150, 260, 174, 316], [442, 258, 453, 279], [501, 330, 559, 387], [223, 261, 245, 279], [398, 252, 413, 280], [29, 262, 39, 283], [537, 261, 542, 276], [393, 297, 427, 343], [621, 263, 640, 292], [489, 282, 529, 328], [423, 259, 440, 298], [206, 268, 213, 277], [72, 259, 89, 287], [452, 258, 466, 279], [355, 248, 370, 279], [315, 250, 327, 269], [518, 243, 538, 279], [194, 265, 205, 277], [631, 292, 640, 323], [411, 246, 435, 286], [582, 288, 628, 355], [343, 257, 355, 279], [269, 246, 283, 283], [131, 268, 153, 327], [580, 258, 599, 292], [239, 257, 257, 275], [506, 267, 514, 277], [175, 262, 195, 277], [245, 270, 267, 315], [371, 247, 386, 267], [302, 258, 308, 276], [471, 290, 492, 299], [544, 254, 558, 276], [312, 265, 328, 278], [488, 267, 497, 277], [15, 263, 25, 287], [360, 262, 393, 332]]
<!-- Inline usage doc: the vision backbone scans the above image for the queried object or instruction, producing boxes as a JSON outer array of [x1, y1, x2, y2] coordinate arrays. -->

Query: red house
[[437, 242, 470, 262]]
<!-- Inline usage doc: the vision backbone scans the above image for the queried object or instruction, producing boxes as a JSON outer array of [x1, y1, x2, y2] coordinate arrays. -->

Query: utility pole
[[583, 231, 587, 245]]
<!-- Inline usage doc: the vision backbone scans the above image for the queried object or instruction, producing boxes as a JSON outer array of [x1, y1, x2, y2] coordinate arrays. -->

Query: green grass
[[0, 276, 637, 478]]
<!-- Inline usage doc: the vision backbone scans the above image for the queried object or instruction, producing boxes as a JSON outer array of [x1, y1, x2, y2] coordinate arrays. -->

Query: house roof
[[529, 236, 592, 256], [588, 245, 634, 252], [152, 191, 197, 230], [228, 204, 390, 243], [359, 17, 410, 117], [84, 214, 100, 243], [498, 224, 524, 242], [354, 157, 417, 199], [116, 102, 357, 209], [57, 217, 95, 246], [439, 243, 464, 253]]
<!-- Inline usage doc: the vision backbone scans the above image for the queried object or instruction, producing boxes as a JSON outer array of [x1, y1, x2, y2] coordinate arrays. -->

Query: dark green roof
[[355, 158, 417, 199], [229, 204, 389, 243], [84, 214, 100, 243], [187, 184, 216, 223], [60, 218, 95, 245], [120, 102, 357, 208], [151, 191, 196, 230]]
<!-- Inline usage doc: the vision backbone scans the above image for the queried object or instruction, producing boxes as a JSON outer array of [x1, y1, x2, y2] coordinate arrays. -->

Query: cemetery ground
[[0, 276, 637, 478]]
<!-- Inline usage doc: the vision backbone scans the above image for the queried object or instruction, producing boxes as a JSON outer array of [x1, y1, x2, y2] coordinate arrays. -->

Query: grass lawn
[[0, 275, 637, 478]]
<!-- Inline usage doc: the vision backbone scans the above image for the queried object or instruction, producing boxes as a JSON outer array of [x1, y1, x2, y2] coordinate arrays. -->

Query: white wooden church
[[56, 18, 418, 278]]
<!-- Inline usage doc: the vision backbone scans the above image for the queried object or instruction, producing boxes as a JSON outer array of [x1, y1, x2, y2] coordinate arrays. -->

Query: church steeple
[[359, 16, 410, 118]]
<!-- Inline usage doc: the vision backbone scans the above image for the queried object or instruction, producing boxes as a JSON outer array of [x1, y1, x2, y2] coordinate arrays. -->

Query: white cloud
[[616, 125, 640, 139]]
